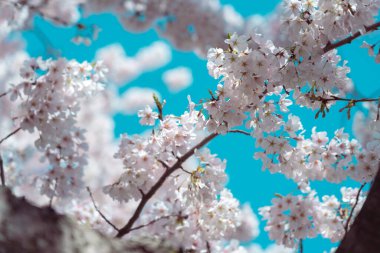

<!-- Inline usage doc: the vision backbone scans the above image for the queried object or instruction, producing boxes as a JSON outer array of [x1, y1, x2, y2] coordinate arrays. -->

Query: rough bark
[[336, 166, 380, 253], [0, 188, 179, 253]]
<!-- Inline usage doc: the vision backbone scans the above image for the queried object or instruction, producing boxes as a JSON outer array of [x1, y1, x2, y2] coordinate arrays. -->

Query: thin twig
[[344, 183, 366, 233], [0, 153, 5, 187], [323, 21, 380, 53], [228, 129, 251, 136], [0, 91, 7, 99], [299, 239, 303, 253], [321, 95, 379, 103], [157, 159, 170, 170], [128, 214, 179, 232], [180, 167, 192, 175], [87, 187, 120, 232], [0, 127, 21, 145]]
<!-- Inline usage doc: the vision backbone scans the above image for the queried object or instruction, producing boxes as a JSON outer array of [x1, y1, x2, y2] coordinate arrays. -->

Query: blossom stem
[[87, 187, 120, 232], [323, 21, 380, 53], [344, 183, 366, 233], [0, 127, 21, 145]]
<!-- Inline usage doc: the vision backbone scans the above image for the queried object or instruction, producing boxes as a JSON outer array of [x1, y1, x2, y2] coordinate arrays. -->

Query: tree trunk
[[0, 188, 179, 253], [337, 166, 380, 253]]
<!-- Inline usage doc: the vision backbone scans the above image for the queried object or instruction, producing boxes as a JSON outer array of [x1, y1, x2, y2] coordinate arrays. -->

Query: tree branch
[[128, 214, 181, 233], [206, 241, 212, 253], [317, 95, 379, 103], [0, 91, 8, 99], [86, 187, 120, 232], [0, 153, 5, 187], [344, 183, 366, 233], [0, 127, 21, 145], [323, 21, 380, 53], [228, 129, 251, 136], [0, 187, 180, 253], [115, 132, 218, 238]]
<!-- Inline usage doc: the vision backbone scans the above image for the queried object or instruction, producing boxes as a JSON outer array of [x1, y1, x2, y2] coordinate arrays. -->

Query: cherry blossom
[[6, 58, 106, 198], [0, 0, 380, 252]]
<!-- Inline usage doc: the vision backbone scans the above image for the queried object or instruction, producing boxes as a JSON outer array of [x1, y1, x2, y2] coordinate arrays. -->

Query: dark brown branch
[[206, 241, 212, 253], [87, 187, 120, 232], [344, 183, 366, 233], [180, 167, 192, 175], [323, 21, 380, 53], [0, 91, 8, 98], [336, 165, 380, 253], [320, 95, 379, 103], [0, 187, 180, 252], [157, 159, 170, 170], [128, 214, 178, 233], [310, 93, 380, 104], [299, 239, 303, 253], [0, 127, 21, 145], [228, 129, 251, 136], [115, 133, 218, 238], [0, 154, 5, 187], [311, 94, 380, 119]]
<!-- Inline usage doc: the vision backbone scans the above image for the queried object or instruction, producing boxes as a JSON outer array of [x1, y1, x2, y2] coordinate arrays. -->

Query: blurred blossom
[[96, 41, 171, 86], [116, 87, 161, 114], [162, 67, 193, 93]]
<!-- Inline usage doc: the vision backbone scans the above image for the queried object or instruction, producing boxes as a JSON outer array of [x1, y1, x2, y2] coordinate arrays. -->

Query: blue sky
[[22, 1, 380, 252]]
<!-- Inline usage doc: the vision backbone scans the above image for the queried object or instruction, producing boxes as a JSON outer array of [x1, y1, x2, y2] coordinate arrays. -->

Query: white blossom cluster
[[103, 101, 258, 251], [251, 0, 380, 50], [260, 186, 366, 248], [0, 0, 380, 252], [205, 32, 380, 183], [253, 117, 379, 186], [202, 9, 380, 249], [361, 41, 380, 63], [0, 0, 82, 29], [104, 100, 205, 202], [8, 58, 106, 197], [206, 32, 353, 133], [280, 0, 380, 44]]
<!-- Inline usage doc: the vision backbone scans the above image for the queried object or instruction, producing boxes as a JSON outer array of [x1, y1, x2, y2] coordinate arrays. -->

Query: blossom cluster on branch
[[5, 58, 106, 197]]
